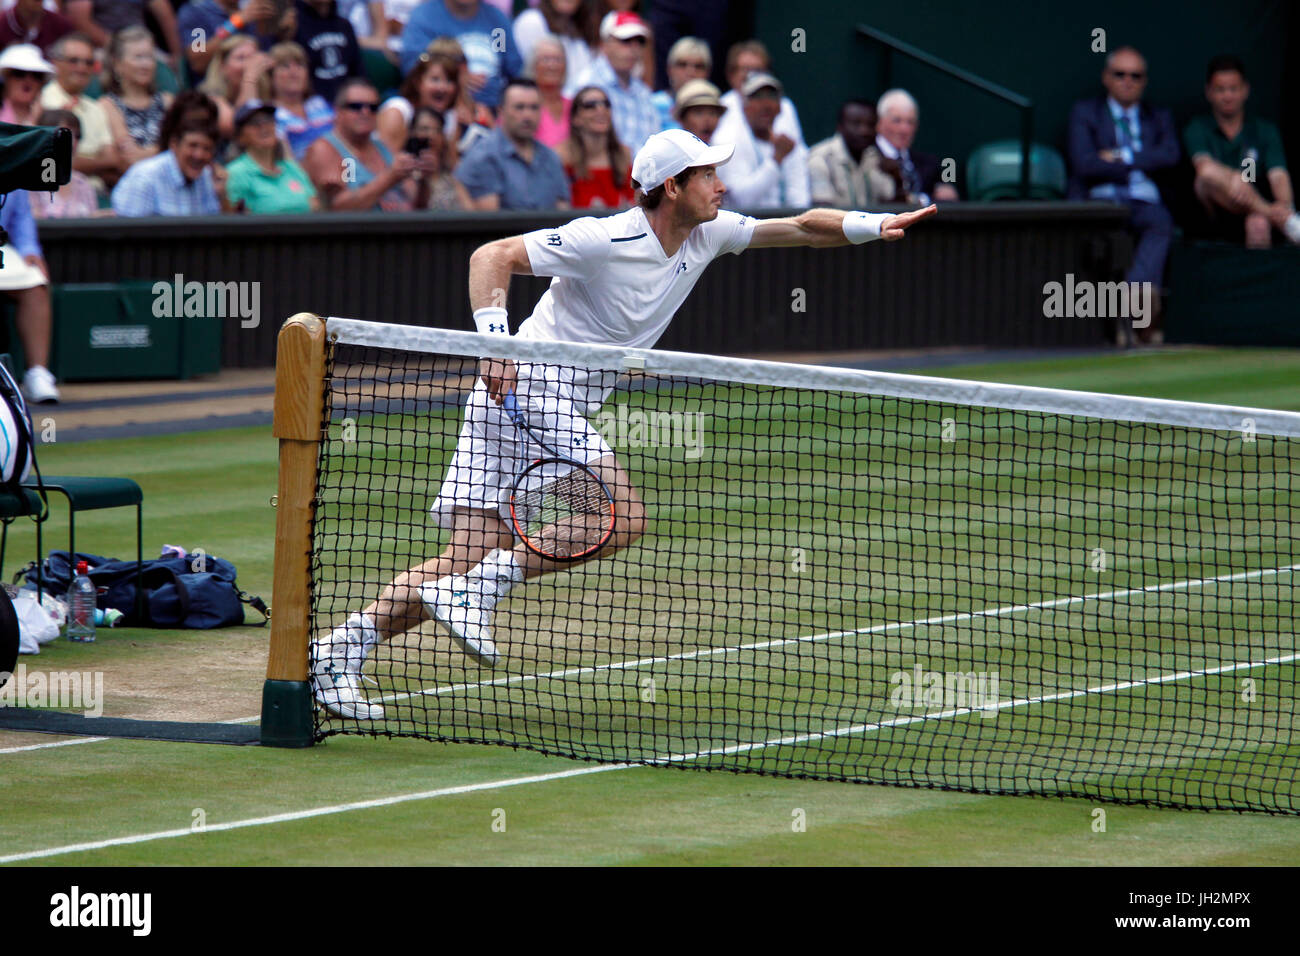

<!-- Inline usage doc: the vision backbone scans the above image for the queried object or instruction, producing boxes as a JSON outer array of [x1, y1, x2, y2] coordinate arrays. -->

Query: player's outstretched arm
[[748, 205, 938, 249]]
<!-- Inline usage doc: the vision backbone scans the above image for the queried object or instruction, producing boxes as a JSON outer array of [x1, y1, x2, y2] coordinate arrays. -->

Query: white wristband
[[473, 306, 509, 336], [842, 211, 890, 244]]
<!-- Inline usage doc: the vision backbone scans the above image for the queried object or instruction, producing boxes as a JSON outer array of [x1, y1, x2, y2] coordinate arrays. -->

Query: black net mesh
[[309, 337, 1299, 814]]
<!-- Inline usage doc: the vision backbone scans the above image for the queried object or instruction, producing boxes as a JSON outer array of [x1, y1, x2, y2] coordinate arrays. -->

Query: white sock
[[467, 548, 524, 611], [318, 612, 381, 671]]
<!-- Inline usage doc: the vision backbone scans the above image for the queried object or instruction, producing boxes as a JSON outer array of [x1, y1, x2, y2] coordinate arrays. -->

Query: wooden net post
[[260, 313, 327, 747]]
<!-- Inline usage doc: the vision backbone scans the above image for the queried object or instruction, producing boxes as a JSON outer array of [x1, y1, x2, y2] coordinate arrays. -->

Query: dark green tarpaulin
[[0, 121, 72, 193]]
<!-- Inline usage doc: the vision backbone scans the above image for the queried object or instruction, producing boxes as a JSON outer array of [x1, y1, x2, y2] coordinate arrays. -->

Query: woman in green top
[[225, 100, 320, 214]]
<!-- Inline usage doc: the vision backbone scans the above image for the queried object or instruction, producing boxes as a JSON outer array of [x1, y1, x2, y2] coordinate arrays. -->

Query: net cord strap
[[326, 318, 1300, 439]]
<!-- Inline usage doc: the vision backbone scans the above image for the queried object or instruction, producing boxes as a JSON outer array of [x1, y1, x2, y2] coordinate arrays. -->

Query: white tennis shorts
[[429, 367, 615, 531]]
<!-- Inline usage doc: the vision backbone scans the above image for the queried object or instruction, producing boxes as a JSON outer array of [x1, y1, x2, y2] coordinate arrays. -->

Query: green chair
[[0, 486, 48, 592], [966, 140, 1068, 201], [13, 476, 145, 618]]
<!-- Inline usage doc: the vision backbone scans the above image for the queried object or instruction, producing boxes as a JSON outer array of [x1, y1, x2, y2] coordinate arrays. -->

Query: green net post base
[[260, 680, 314, 748]]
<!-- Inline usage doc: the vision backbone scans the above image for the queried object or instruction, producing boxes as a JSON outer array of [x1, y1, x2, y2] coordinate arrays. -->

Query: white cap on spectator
[[674, 79, 724, 117], [632, 128, 733, 193], [741, 72, 783, 97], [0, 44, 55, 75], [600, 11, 651, 41]]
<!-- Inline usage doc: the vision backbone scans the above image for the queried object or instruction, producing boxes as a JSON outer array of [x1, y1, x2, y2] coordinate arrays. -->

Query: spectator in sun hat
[[673, 77, 723, 144], [572, 9, 658, 153], [0, 42, 55, 127]]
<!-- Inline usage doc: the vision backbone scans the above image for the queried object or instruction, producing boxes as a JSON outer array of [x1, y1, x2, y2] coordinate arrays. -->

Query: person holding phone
[[408, 105, 467, 210]]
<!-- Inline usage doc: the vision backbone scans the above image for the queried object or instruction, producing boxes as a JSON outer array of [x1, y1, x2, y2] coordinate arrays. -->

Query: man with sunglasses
[[1067, 46, 1179, 344], [573, 10, 659, 154], [39, 33, 122, 192], [302, 77, 422, 210], [650, 36, 711, 132]]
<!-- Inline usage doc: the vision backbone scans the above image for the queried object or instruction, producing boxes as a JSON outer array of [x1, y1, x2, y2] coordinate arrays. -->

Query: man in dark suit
[[1067, 46, 1178, 342], [875, 88, 959, 205]]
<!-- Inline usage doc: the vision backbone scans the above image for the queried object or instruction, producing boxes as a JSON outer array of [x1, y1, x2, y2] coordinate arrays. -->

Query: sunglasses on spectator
[[59, 56, 95, 67], [576, 98, 611, 110], [1110, 70, 1145, 80], [343, 101, 379, 112], [6, 70, 46, 81], [673, 60, 708, 70]]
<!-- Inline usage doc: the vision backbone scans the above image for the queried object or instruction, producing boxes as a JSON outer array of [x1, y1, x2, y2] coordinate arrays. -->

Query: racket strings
[[517, 467, 615, 558]]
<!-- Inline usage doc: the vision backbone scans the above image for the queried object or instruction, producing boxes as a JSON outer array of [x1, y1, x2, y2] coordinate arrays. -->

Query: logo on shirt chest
[[675, 261, 687, 275]]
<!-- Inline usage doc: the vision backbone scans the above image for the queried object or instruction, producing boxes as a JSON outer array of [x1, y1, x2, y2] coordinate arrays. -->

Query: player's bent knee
[[618, 501, 648, 544]]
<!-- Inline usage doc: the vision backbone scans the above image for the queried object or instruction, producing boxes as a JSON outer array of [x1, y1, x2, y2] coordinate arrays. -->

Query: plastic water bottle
[[66, 560, 96, 643]]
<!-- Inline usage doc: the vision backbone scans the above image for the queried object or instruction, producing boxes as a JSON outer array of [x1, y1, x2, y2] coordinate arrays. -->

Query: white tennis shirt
[[518, 205, 756, 350]]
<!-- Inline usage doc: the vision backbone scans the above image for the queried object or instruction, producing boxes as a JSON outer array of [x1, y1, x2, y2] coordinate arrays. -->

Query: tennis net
[[308, 319, 1300, 813]]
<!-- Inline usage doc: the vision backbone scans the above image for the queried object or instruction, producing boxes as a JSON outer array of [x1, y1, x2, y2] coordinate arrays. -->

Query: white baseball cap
[[600, 11, 651, 41], [631, 128, 733, 193]]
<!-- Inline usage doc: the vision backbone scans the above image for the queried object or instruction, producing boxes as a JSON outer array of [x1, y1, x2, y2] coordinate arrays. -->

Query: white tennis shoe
[[310, 639, 385, 720], [423, 574, 500, 666]]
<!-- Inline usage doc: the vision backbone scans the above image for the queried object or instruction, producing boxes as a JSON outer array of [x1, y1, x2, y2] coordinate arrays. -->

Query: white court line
[[380, 562, 1300, 707], [0, 763, 629, 864], [0, 736, 109, 755], [2, 562, 1296, 755], [2, 647, 1294, 864]]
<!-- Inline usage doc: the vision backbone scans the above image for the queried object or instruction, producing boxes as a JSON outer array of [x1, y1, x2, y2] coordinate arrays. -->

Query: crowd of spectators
[[0, 0, 1000, 228], [1, 2, 1296, 394]]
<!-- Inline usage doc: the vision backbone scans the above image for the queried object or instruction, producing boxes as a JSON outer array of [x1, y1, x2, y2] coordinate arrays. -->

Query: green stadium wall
[[751, 0, 1297, 191]]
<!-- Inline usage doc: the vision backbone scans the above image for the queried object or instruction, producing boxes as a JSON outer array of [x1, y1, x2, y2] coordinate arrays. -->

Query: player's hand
[[480, 358, 516, 405], [880, 204, 938, 241]]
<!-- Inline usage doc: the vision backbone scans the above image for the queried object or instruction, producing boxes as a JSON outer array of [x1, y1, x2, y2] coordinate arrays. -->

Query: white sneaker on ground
[[21, 365, 59, 404], [1283, 212, 1300, 245], [311, 641, 384, 720], [422, 573, 500, 666]]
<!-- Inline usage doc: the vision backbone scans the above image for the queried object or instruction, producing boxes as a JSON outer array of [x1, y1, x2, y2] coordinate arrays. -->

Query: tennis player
[[314, 127, 936, 718]]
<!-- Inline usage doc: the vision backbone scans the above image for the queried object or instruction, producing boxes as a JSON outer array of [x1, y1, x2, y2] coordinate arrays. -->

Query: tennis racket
[[503, 390, 616, 562]]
